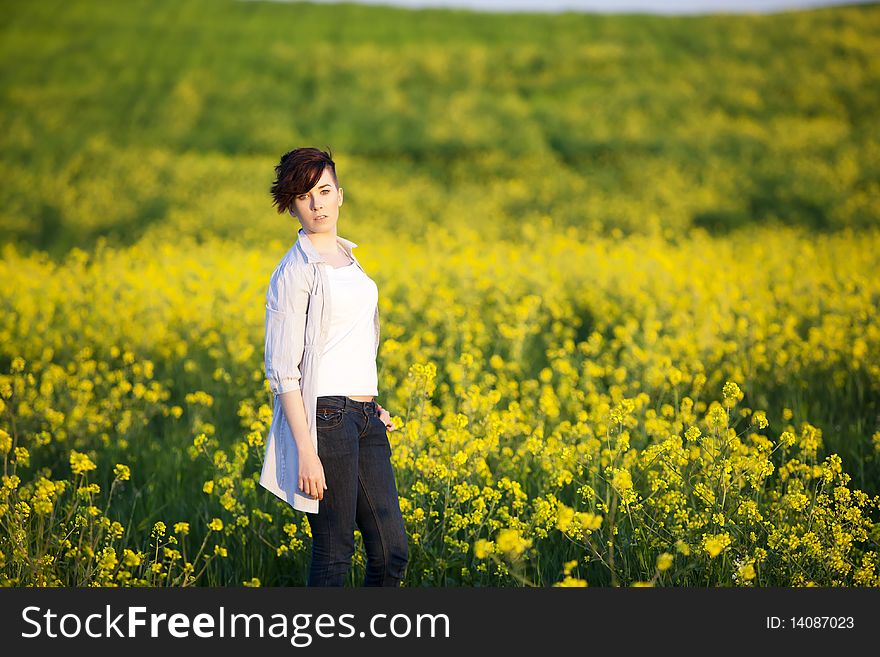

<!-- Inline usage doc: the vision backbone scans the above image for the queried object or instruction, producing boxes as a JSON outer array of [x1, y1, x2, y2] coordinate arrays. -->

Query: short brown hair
[[270, 147, 338, 215]]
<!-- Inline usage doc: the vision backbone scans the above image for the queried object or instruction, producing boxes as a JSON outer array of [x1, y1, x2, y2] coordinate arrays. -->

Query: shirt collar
[[297, 227, 358, 264]]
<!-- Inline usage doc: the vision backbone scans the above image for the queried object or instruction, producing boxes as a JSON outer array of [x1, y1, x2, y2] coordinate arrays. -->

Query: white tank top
[[314, 256, 379, 397]]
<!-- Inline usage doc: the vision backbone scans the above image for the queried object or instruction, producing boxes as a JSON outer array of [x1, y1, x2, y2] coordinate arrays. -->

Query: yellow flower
[[703, 533, 732, 558], [495, 528, 531, 559], [14, 446, 31, 467], [562, 559, 579, 575], [739, 563, 756, 581], [554, 576, 588, 587], [611, 468, 633, 492], [213, 545, 228, 558], [722, 381, 742, 405], [174, 522, 190, 535], [577, 512, 603, 531], [0, 429, 11, 455], [122, 549, 142, 567], [656, 552, 674, 572], [751, 410, 769, 430], [97, 548, 118, 571], [70, 450, 97, 475], [208, 518, 224, 532], [473, 539, 494, 559], [779, 431, 796, 448], [113, 464, 130, 481], [556, 503, 575, 532]]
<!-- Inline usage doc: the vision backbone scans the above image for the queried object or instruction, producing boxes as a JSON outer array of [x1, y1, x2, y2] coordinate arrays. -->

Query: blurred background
[[2, 0, 878, 255], [1, 0, 879, 587]]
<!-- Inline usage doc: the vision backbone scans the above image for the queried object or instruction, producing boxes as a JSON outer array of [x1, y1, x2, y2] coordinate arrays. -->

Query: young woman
[[259, 147, 409, 587]]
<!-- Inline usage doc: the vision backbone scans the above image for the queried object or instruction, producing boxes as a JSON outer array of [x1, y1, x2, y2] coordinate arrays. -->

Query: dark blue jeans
[[306, 395, 409, 586]]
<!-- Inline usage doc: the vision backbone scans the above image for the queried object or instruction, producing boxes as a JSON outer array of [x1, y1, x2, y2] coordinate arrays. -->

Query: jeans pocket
[[370, 413, 393, 456], [371, 412, 388, 433], [315, 407, 344, 430]]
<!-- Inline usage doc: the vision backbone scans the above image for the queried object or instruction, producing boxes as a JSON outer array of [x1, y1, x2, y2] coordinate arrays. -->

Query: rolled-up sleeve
[[264, 263, 309, 396]]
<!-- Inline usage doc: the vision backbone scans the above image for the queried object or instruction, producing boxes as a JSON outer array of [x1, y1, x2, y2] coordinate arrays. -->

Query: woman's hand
[[298, 451, 327, 500], [377, 406, 397, 431]]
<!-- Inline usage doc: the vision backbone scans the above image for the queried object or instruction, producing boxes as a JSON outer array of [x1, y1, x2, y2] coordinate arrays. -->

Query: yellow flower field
[[1, 222, 878, 586]]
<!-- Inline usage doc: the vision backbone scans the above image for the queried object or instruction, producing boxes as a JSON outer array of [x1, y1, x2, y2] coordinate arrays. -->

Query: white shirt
[[314, 255, 379, 397]]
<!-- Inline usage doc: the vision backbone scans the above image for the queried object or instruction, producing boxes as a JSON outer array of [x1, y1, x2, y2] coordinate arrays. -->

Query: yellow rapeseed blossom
[[70, 450, 97, 475], [656, 553, 674, 572], [556, 502, 575, 532], [473, 539, 494, 559], [779, 431, 797, 448], [495, 529, 531, 559], [122, 549, 142, 567], [703, 533, 732, 558], [611, 468, 633, 492], [208, 518, 224, 532], [722, 381, 742, 406], [751, 410, 769, 430], [739, 563, 756, 581], [14, 446, 30, 467], [554, 576, 588, 587], [577, 512, 603, 531]]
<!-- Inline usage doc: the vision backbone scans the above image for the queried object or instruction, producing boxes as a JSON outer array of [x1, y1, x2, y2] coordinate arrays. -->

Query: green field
[[2, 0, 878, 255], [1, 0, 879, 587]]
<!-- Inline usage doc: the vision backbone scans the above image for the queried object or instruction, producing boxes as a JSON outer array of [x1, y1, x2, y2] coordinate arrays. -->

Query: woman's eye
[[321, 189, 329, 194]]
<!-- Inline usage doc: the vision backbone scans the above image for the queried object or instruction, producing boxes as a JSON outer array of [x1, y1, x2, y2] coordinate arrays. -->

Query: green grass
[[1, 0, 878, 256]]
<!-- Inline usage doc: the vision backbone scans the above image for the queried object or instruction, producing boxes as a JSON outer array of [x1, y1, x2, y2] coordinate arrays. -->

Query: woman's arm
[[278, 389, 325, 500], [264, 263, 308, 395], [264, 263, 326, 499]]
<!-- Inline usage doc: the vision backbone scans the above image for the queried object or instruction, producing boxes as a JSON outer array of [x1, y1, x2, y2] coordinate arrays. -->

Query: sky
[[259, 0, 875, 14]]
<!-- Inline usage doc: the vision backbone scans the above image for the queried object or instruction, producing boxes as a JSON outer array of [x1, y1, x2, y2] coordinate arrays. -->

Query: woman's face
[[289, 166, 343, 235]]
